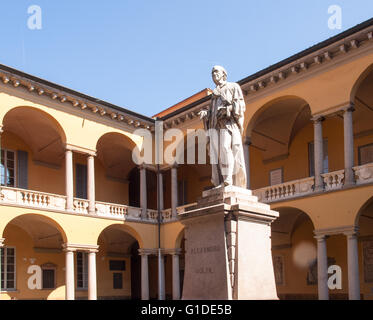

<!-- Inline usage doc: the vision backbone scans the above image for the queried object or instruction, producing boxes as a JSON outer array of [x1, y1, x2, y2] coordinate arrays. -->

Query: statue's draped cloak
[[203, 82, 247, 188]]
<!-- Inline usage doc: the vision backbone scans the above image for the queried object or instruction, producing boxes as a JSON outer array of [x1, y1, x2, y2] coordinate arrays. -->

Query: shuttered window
[[76, 164, 87, 199], [359, 143, 373, 165], [17, 150, 28, 189], [308, 139, 328, 177]]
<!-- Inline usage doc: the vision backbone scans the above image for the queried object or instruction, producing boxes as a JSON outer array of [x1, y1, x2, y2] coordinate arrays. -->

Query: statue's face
[[212, 68, 225, 85]]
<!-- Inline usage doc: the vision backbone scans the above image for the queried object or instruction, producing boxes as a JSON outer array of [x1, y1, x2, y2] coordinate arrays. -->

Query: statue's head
[[212, 65, 227, 85]]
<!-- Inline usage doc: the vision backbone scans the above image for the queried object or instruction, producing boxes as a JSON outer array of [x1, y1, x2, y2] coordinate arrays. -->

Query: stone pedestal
[[179, 185, 279, 300]]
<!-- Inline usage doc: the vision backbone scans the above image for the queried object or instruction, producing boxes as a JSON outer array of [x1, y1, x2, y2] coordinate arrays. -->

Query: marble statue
[[199, 66, 247, 188]]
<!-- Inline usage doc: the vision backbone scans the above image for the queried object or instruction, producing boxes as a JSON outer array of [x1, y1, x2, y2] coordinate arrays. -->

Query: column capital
[[62, 243, 99, 253], [0, 238, 5, 247], [341, 103, 355, 113], [0, 125, 3, 134], [314, 234, 329, 241], [138, 248, 158, 256], [344, 227, 360, 237], [171, 162, 179, 169], [138, 163, 147, 170], [163, 248, 182, 255], [311, 116, 325, 123], [314, 226, 359, 237], [65, 144, 96, 157]]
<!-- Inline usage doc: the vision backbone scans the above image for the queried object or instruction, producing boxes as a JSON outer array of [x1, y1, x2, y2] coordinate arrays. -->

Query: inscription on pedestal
[[190, 245, 220, 254]]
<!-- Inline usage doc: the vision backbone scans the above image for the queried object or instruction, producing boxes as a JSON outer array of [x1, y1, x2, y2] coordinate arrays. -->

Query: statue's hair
[[212, 65, 227, 80]]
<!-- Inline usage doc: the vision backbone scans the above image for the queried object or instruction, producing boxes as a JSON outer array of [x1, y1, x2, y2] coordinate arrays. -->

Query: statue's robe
[[203, 81, 247, 188]]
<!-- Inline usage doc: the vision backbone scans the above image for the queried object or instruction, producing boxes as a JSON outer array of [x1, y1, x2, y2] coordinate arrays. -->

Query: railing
[[95, 201, 128, 219], [73, 198, 89, 214], [0, 186, 154, 223], [353, 163, 373, 185], [177, 202, 198, 214], [1, 187, 67, 210], [321, 170, 345, 190], [1, 164, 372, 219], [253, 177, 315, 202]]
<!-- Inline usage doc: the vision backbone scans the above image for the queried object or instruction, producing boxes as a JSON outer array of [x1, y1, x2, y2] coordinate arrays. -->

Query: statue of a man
[[199, 66, 247, 188]]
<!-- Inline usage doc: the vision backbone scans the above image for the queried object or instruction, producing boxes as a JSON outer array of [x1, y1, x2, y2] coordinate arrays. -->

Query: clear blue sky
[[0, 1, 372, 117]]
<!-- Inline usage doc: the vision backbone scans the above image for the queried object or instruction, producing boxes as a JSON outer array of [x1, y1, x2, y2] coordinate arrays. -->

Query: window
[[113, 272, 123, 289], [1, 247, 16, 290], [76, 252, 88, 289], [0, 149, 16, 187], [308, 139, 329, 176], [269, 168, 283, 186], [178, 180, 187, 206], [76, 164, 87, 199], [359, 143, 373, 165], [41, 263, 56, 289]]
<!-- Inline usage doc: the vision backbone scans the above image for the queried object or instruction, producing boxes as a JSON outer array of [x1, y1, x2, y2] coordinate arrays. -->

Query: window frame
[[269, 167, 283, 186], [113, 272, 123, 290], [1, 246, 17, 291], [41, 263, 57, 290], [308, 139, 329, 177], [0, 148, 17, 188], [76, 251, 88, 290], [358, 143, 373, 166]]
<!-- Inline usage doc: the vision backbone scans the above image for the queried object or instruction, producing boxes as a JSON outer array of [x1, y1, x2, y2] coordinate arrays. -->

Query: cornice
[[240, 26, 373, 97], [0, 69, 155, 131], [160, 25, 373, 129]]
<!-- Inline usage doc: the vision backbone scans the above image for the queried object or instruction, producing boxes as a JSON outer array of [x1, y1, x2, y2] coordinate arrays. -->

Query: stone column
[[158, 170, 164, 211], [171, 164, 178, 217], [158, 249, 165, 300], [139, 249, 149, 300], [313, 117, 324, 191], [139, 166, 147, 219], [315, 234, 329, 300], [88, 249, 98, 300], [63, 245, 75, 300], [87, 154, 96, 214], [344, 229, 360, 300], [343, 106, 355, 186], [171, 249, 181, 300], [65, 149, 74, 211], [243, 137, 251, 189]]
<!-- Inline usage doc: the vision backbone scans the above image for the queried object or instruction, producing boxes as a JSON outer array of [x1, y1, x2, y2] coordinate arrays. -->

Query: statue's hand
[[198, 109, 208, 119]]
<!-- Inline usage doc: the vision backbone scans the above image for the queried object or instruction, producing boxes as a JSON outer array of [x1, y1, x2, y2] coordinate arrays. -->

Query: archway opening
[[97, 224, 141, 300], [2, 214, 67, 300]]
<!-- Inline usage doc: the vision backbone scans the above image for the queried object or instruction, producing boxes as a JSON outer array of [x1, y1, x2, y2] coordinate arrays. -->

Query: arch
[[272, 205, 316, 231], [245, 95, 311, 137], [2, 106, 67, 166], [96, 223, 144, 249], [350, 63, 373, 102], [96, 132, 140, 179], [175, 228, 185, 249], [2, 213, 68, 244], [3, 106, 67, 144], [354, 195, 373, 226], [245, 96, 311, 163]]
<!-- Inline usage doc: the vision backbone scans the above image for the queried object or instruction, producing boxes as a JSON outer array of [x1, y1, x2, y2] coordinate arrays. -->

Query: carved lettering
[[190, 245, 220, 254]]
